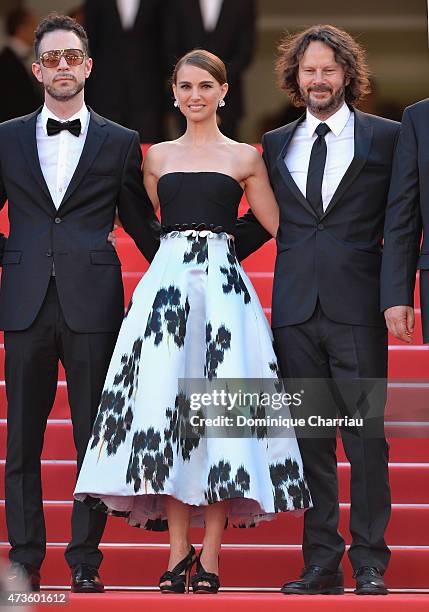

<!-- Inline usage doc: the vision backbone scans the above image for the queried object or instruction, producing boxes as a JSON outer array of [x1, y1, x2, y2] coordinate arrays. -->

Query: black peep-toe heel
[[159, 545, 197, 593]]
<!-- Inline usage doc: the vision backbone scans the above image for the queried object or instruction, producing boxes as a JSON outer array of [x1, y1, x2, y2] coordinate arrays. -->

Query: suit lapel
[[275, 114, 318, 218], [112, 0, 126, 32], [321, 108, 373, 218], [133, 0, 144, 27], [18, 108, 57, 215], [58, 109, 107, 211], [212, 0, 229, 36], [189, 0, 206, 38]]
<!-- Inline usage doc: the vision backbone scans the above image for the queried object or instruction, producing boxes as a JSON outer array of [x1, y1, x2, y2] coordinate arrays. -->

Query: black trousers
[[5, 279, 117, 569], [420, 270, 429, 343], [273, 302, 391, 573]]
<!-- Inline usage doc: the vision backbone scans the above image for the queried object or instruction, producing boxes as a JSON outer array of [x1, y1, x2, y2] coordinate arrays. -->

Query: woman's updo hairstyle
[[172, 49, 227, 85]]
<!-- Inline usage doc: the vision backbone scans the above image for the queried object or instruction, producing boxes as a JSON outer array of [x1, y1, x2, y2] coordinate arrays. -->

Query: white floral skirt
[[74, 231, 311, 529]]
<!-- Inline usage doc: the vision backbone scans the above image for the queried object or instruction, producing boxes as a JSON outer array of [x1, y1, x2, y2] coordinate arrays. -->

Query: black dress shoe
[[6, 562, 40, 592], [71, 564, 104, 593], [354, 567, 388, 595], [281, 565, 344, 595]]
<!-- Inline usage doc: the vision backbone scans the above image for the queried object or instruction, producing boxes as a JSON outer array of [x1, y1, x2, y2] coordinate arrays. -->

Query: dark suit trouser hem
[[273, 303, 391, 572], [5, 280, 116, 569]]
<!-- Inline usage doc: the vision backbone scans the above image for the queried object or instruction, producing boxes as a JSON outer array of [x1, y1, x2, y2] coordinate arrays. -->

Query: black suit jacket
[[0, 47, 42, 123], [85, 0, 165, 136], [0, 108, 160, 333], [164, 0, 256, 121], [235, 109, 400, 329], [381, 99, 429, 340]]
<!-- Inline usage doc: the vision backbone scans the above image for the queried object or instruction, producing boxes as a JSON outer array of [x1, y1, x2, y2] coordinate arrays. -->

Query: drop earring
[[173, 100, 179, 108], [218, 99, 225, 108]]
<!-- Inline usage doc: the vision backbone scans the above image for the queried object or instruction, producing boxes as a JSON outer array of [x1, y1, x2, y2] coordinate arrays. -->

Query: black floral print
[[269, 360, 284, 393], [270, 459, 311, 511], [205, 460, 251, 503], [113, 338, 143, 398], [227, 238, 236, 264], [144, 518, 168, 531], [83, 494, 170, 530], [183, 235, 208, 264], [205, 323, 231, 380], [164, 391, 205, 461], [249, 397, 267, 439], [219, 264, 251, 305], [219, 239, 251, 304], [287, 480, 312, 511], [144, 286, 190, 347], [126, 427, 173, 493], [83, 495, 131, 518], [90, 390, 133, 456], [89, 338, 142, 456]]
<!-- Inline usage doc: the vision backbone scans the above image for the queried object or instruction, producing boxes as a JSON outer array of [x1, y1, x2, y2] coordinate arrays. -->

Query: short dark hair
[[172, 49, 227, 86], [275, 24, 371, 106], [6, 7, 32, 37], [34, 13, 89, 59]]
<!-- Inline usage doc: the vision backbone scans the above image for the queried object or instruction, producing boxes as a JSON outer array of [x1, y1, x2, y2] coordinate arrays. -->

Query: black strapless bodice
[[157, 172, 243, 235]]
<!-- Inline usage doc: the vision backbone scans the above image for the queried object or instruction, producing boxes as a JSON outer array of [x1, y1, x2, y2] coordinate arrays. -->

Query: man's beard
[[301, 85, 345, 115], [45, 77, 84, 102]]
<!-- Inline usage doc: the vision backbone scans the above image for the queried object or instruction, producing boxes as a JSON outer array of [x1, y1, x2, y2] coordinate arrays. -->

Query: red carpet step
[[0, 502, 426, 546], [0, 544, 427, 589], [1, 335, 428, 378], [0, 461, 427, 503], [27, 593, 429, 612], [0, 420, 428, 461], [1, 379, 428, 421]]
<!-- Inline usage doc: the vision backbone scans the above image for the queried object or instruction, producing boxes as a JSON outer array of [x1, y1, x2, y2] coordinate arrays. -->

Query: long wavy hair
[[275, 24, 371, 106]]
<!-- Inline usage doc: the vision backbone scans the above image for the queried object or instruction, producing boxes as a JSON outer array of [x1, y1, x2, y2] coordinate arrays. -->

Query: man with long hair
[[236, 25, 398, 595]]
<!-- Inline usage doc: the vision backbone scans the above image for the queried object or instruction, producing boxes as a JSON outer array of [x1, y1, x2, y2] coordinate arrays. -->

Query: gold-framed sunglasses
[[39, 48, 86, 68]]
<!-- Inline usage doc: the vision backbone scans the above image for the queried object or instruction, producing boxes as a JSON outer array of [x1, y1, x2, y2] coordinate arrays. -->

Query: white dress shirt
[[116, 0, 140, 30], [36, 104, 90, 209], [285, 102, 355, 211], [199, 0, 223, 31]]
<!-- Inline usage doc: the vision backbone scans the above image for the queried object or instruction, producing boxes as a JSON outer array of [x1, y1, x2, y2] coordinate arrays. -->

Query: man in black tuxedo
[[0, 7, 42, 122], [235, 25, 398, 595], [84, 0, 165, 142], [164, 0, 256, 139], [0, 14, 159, 592], [381, 100, 429, 344]]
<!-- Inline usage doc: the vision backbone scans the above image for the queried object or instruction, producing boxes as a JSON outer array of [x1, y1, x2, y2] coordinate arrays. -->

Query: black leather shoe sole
[[355, 585, 389, 595], [71, 583, 104, 594], [281, 585, 344, 595]]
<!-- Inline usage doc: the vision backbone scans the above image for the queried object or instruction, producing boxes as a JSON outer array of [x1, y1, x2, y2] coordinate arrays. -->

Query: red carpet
[[0, 544, 428, 589], [24, 593, 429, 612], [0, 204, 428, 608], [0, 459, 427, 503]]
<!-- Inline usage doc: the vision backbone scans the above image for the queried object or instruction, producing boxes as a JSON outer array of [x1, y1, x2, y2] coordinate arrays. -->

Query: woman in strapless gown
[[75, 49, 311, 594]]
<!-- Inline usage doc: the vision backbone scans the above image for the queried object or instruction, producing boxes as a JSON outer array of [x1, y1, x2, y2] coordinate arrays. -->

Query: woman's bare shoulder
[[226, 140, 260, 161], [144, 141, 178, 161]]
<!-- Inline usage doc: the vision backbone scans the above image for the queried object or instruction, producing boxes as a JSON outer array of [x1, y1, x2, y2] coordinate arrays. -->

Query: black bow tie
[[47, 118, 81, 137]]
